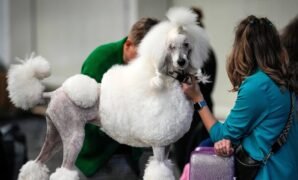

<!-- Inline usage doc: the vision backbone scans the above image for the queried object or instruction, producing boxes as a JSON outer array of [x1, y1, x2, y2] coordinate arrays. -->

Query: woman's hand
[[214, 139, 234, 157], [181, 77, 203, 103]]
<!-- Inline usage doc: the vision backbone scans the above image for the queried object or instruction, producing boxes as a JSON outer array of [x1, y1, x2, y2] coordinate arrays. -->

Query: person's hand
[[181, 77, 203, 102], [214, 139, 234, 157]]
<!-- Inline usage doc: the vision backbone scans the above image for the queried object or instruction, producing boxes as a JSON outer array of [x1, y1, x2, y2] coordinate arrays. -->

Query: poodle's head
[[138, 7, 210, 89], [165, 27, 192, 72]]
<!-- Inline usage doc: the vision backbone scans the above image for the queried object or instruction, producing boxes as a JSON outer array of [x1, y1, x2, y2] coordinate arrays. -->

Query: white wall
[[10, 0, 34, 62], [36, 0, 133, 86], [172, 0, 298, 119], [0, 0, 10, 67], [138, 0, 172, 20], [0, 0, 34, 68]]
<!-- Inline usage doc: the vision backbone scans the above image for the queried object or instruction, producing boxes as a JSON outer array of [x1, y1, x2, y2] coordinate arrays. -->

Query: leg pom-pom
[[143, 157, 175, 180], [50, 167, 79, 180], [18, 160, 49, 180]]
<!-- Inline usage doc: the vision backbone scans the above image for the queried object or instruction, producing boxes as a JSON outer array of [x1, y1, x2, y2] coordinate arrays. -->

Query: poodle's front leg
[[143, 146, 175, 180], [152, 146, 167, 161]]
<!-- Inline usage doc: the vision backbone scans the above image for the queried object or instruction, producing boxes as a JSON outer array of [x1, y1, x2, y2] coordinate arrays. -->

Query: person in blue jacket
[[182, 15, 298, 180]]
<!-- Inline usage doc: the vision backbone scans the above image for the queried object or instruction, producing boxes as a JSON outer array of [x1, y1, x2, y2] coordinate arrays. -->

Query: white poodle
[[7, 7, 209, 180]]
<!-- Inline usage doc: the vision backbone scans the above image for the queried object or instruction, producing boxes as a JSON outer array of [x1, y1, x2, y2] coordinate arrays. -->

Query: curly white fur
[[17, 160, 49, 180], [143, 157, 175, 180], [50, 167, 79, 180], [138, 7, 209, 90], [7, 56, 50, 110], [100, 7, 209, 147], [62, 74, 99, 108], [166, 7, 197, 27]]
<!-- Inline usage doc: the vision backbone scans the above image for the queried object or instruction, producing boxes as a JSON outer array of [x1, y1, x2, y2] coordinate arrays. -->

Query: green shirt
[[81, 38, 125, 83], [76, 38, 141, 176]]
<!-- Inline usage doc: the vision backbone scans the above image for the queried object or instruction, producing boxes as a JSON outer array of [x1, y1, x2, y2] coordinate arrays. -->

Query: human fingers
[[182, 82, 198, 99], [223, 139, 230, 155], [214, 141, 221, 155], [222, 139, 233, 156], [214, 141, 225, 156], [214, 139, 233, 157]]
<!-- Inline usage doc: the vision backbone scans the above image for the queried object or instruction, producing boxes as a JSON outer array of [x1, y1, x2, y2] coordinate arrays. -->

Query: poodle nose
[[177, 59, 186, 66]]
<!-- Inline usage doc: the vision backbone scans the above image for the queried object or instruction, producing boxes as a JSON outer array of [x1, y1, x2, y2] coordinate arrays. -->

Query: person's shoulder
[[243, 69, 271, 86], [240, 69, 272, 95], [82, 38, 126, 65], [91, 38, 127, 56], [99, 38, 127, 50]]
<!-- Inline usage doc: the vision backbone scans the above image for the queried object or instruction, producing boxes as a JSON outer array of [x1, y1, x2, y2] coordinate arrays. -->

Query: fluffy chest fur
[[99, 59, 193, 147]]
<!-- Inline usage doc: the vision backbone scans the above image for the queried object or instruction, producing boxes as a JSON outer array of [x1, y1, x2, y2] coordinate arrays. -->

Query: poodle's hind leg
[[143, 146, 175, 180], [49, 119, 85, 180], [18, 116, 62, 180]]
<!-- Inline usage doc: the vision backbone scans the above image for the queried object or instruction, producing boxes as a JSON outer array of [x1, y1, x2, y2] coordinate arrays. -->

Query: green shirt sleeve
[[81, 38, 126, 83]]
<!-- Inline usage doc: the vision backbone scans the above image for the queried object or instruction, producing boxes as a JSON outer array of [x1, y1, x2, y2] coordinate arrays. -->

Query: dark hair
[[281, 16, 298, 94], [227, 15, 289, 92], [129, 17, 159, 46], [190, 6, 204, 28]]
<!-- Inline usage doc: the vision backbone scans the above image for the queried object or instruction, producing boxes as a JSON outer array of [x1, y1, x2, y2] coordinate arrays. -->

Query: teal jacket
[[210, 69, 298, 179], [76, 38, 142, 176]]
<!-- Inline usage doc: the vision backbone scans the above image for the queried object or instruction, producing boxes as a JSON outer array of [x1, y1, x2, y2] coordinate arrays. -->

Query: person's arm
[[182, 81, 216, 131], [183, 77, 269, 143]]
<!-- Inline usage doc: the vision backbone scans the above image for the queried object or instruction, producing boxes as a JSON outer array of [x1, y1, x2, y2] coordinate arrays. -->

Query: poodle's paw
[[17, 160, 49, 180], [144, 157, 175, 180], [150, 76, 164, 90], [50, 167, 79, 180]]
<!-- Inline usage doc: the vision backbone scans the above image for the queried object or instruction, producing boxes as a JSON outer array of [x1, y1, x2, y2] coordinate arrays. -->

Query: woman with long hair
[[183, 15, 298, 179]]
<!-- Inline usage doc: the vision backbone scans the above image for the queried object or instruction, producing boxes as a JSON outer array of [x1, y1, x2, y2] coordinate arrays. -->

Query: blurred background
[[0, 0, 297, 179]]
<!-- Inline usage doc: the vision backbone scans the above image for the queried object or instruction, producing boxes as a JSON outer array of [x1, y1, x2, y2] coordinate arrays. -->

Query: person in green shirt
[[75, 17, 159, 178]]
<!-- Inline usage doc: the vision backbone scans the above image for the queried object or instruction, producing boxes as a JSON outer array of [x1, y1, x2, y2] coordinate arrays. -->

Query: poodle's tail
[[7, 54, 51, 110], [143, 157, 175, 180]]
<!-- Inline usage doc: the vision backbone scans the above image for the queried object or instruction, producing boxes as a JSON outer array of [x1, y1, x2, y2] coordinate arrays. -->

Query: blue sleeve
[[209, 82, 269, 143]]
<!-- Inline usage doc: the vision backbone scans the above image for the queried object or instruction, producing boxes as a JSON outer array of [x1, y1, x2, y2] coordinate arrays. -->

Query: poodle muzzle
[[167, 70, 196, 84]]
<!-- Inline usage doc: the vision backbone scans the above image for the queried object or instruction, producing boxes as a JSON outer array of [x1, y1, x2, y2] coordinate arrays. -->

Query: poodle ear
[[150, 71, 165, 90], [157, 54, 171, 74], [189, 26, 210, 69]]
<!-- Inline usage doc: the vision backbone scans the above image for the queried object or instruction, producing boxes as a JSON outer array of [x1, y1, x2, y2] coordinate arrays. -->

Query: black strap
[[264, 92, 295, 163]]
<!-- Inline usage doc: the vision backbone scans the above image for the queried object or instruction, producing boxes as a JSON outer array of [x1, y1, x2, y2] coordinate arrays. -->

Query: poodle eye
[[183, 43, 189, 48]]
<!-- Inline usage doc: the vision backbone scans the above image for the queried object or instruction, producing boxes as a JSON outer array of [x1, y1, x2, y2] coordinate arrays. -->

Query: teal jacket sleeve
[[209, 81, 269, 143]]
